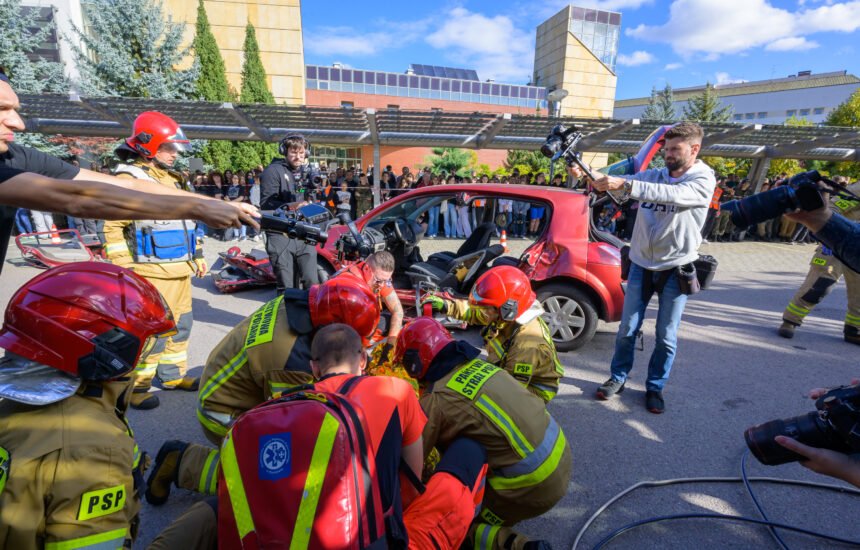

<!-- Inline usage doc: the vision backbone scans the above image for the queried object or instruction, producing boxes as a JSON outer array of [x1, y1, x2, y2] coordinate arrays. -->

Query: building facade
[[614, 71, 860, 125]]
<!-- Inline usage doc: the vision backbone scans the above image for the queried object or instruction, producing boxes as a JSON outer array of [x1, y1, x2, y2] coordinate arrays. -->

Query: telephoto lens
[[744, 411, 844, 465], [722, 185, 798, 229]]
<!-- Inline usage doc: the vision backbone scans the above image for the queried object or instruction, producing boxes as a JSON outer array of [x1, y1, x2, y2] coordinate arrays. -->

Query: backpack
[[217, 382, 391, 549]]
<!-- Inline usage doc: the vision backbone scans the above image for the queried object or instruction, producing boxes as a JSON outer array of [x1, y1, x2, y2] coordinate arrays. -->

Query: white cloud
[[626, 0, 860, 59], [304, 26, 396, 57], [664, 62, 683, 70], [617, 50, 656, 66], [715, 72, 747, 85], [765, 37, 820, 51], [424, 8, 535, 83]]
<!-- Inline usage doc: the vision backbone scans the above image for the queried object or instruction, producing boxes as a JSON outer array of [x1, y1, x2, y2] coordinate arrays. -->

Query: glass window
[[757, 112, 767, 118], [420, 76, 430, 89], [342, 69, 352, 82], [388, 74, 398, 86], [452, 80, 460, 92], [609, 12, 621, 25], [481, 83, 490, 94], [307, 66, 317, 79], [744, 112, 755, 119], [319, 81, 329, 90], [585, 8, 597, 21], [570, 20, 583, 35], [598, 10, 609, 23], [572, 6, 585, 19], [409, 75, 419, 88], [489, 84, 499, 96], [318, 67, 329, 80], [500, 84, 510, 97], [799, 109, 810, 116], [377, 72, 386, 85], [431, 78, 440, 90], [786, 109, 796, 117], [399, 75, 408, 87], [331, 68, 341, 81], [419, 89, 430, 99], [341, 81, 352, 92], [353, 83, 364, 94], [353, 71, 363, 84], [341, 101, 354, 109], [441, 79, 450, 92], [307, 79, 317, 89], [408, 87, 418, 97], [430, 90, 441, 99], [528, 87, 537, 99], [814, 107, 824, 115]]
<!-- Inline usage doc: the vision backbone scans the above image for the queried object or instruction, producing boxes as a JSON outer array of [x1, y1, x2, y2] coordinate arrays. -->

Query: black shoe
[[646, 390, 665, 414], [845, 326, 860, 346], [129, 388, 160, 410], [596, 378, 625, 400], [145, 440, 189, 506], [778, 321, 797, 339]]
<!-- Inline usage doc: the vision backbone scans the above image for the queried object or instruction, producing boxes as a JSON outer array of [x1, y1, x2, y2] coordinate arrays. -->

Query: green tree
[[231, 22, 278, 171], [69, 0, 198, 99], [682, 83, 733, 123], [824, 88, 860, 178], [503, 149, 564, 176], [0, 0, 70, 156], [766, 116, 814, 178], [641, 86, 661, 120], [191, 0, 234, 170], [424, 148, 473, 176], [641, 84, 675, 121]]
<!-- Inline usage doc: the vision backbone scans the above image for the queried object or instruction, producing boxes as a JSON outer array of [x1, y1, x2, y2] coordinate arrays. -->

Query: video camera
[[259, 204, 329, 245], [335, 212, 387, 261], [722, 170, 859, 229], [744, 383, 860, 466]]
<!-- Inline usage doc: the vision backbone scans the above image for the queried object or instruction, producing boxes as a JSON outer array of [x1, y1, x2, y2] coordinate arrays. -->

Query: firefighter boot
[[162, 377, 200, 391], [130, 386, 160, 410], [845, 326, 860, 346], [146, 440, 189, 505], [778, 321, 798, 339]]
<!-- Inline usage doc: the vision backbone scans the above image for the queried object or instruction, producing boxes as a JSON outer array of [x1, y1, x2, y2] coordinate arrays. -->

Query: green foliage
[[69, 0, 198, 98], [825, 87, 860, 128], [682, 83, 733, 123], [235, 22, 278, 170], [642, 84, 676, 121], [503, 149, 562, 176], [701, 157, 751, 178], [424, 148, 473, 176], [764, 117, 815, 178]]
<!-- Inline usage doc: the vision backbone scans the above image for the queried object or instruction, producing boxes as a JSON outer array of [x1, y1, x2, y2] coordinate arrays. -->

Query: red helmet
[[0, 263, 176, 384], [126, 111, 190, 159], [469, 266, 536, 322], [393, 317, 453, 380], [309, 277, 380, 345]]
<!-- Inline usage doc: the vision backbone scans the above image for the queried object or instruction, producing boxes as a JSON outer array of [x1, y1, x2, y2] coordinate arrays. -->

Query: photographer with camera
[[260, 134, 319, 291], [572, 121, 716, 413]]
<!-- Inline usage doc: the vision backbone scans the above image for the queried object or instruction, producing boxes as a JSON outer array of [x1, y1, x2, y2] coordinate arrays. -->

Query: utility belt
[[631, 255, 718, 299], [130, 219, 196, 263]]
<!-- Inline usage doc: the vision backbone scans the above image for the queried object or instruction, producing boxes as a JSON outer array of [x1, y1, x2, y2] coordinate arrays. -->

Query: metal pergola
[[19, 93, 860, 189]]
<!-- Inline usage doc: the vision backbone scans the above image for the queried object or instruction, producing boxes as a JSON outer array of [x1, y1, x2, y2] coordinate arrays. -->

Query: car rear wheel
[[537, 283, 598, 352]]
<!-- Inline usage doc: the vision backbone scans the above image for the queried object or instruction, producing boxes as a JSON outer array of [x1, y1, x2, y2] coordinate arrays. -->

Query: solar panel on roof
[[409, 64, 480, 81]]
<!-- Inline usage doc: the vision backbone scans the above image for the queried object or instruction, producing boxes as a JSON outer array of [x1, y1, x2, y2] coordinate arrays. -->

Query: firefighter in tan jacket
[[0, 263, 177, 550], [103, 112, 206, 409], [394, 318, 570, 550], [779, 180, 860, 344], [424, 266, 563, 403]]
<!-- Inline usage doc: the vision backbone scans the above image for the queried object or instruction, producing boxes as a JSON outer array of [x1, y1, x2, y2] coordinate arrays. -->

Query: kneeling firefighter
[[145, 277, 381, 505], [0, 263, 177, 550], [424, 266, 564, 403], [394, 317, 571, 550], [103, 111, 206, 410]]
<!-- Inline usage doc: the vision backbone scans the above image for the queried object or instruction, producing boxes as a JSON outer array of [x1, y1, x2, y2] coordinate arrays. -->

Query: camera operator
[[775, 379, 860, 489], [572, 121, 716, 414], [785, 203, 860, 275], [260, 134, 319, 291]]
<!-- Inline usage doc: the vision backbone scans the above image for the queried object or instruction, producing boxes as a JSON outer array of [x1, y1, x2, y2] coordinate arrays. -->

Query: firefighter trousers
[[782, 248, 860, 332], [147, 498, 217, 550], [135, 275, 193, 387]]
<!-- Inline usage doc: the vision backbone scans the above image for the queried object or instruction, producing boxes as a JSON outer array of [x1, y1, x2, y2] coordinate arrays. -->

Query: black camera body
[[722, 170, 828, 229], [745, 384, 860, 466], [259, 204, 329, 245], [334, 213, 387, 261], [540, 124, 585, 164]]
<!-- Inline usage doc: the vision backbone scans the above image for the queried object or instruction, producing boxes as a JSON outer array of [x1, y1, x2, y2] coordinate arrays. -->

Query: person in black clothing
[[259, 134, 319, 291], [0, 68, 257, 276]]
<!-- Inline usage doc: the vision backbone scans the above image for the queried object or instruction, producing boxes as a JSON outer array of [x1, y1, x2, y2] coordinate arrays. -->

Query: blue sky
[[300, 0, 860, 100]]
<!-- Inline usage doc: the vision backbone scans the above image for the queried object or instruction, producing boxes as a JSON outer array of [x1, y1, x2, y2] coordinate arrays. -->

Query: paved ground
[[1, 236, 858, 549]]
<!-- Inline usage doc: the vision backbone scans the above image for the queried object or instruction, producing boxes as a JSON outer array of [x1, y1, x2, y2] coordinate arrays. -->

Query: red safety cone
[[500, 230, 508, 253], [50, 224, 62, 244]]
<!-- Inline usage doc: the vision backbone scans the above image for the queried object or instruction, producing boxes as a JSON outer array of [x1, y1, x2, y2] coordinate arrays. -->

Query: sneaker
[[646, 390, 665, 414], [596, 378, 625, 400], [129, 388, 159, 410], [145, 440, 189, 505], [161, 376, 200, 391], [778, 321, 797, 339], [845, 326, 860, 346]]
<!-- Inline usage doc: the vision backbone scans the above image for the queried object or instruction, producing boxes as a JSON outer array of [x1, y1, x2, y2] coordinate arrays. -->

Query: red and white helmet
[[125, 111, 190, 159], [309, 277, 380, 346], [0, 263, 177, 405], [393, 317, 453, 380], [469, 266, 537, 323]]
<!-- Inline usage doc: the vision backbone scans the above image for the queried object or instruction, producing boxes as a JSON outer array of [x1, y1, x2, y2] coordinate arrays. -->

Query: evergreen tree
[[682, 83, 732, 122], [504, 149, 562, 176], [641, 86, 661, 120], [425, 148, 473, 177], [232, 22, 278, 171], [0, 0, 70, 156], [69, 0, 198, 99], [657, 84, 676, 121], [191, 0, 234, 170]]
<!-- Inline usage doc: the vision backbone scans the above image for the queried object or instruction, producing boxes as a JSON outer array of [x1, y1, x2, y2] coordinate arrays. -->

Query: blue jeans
[[446, 202, 460, 237], [609, 263, 689, 391], [427, 206, 440, 237], [195, 222, 207, 239], [15, 209, 34, 234]]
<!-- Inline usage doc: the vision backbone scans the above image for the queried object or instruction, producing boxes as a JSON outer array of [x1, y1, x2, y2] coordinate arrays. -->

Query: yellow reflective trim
[[221, 432, 255, 540], [199, 449, 220, 495], [834, 199, 859, 212], [199, 349, 248, 405], [45, 528, 127, 550], [158, 352, 187, 364], [77, 485, 126, 521], [0, 445, 9, 495], [489, 429, 567, 491], [538, 317, 564, 375], [845, 314, 860, 327], [268, 380, 304, 399], [812, 257, 827, 266], [786, 302, 809, 316], [488, 338, 505, 358], [245, 296, 282, 349], [446, 360, 499, 400], [103, 243, 129, 256], [474, 524, 501, 550], [475, 394, 533, 458], [291, 412, 340, 549], [196, 406, 229, 438]]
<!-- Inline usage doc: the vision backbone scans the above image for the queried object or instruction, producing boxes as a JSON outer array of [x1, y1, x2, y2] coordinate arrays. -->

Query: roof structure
[[17, 93, 860, 162], [616, 70, 860, 108], [409, 64, 480, 81]]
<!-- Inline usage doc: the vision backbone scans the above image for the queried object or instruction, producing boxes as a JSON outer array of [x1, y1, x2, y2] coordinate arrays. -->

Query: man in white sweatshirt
[[588, 121, 716, 413]]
